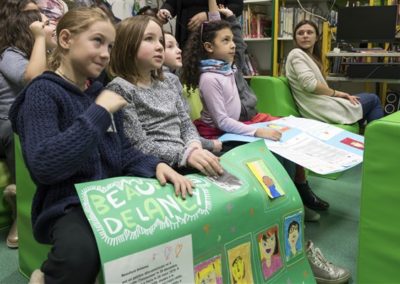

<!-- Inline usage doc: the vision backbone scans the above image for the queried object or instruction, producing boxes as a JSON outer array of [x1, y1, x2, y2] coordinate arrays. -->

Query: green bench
[[0, 160, 12, 229], [15, 136, 50, 278], [357, 111, 400, 283]]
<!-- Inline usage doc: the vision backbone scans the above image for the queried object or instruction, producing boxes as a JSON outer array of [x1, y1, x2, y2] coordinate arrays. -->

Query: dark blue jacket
[[9, 72, 160, 243]]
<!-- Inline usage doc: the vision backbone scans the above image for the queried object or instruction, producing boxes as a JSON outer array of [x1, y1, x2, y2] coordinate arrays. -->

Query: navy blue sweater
[[9, 72, 161, 243]]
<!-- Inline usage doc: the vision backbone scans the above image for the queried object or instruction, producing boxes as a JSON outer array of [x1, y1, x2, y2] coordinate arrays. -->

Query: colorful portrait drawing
[[247, 160, 285, 199], [257, 226, 283, 280], [194, 255, 222, 284], [284, 212, 303, 262], [227, 242, 254, 284]]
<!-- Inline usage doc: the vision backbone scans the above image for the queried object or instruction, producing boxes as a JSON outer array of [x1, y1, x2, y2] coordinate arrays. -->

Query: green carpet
[[0, 165, 362, 284], [306, 164, 362, 284], [0, 228, 27, 283]]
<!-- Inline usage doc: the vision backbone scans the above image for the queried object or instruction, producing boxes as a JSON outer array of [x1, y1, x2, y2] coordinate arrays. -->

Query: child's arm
[[115, 113, 194, 199], [0, 49, 29, 88], [224, 0, 244, 17], [24, 21, 48, 82], [157, 0, 176, 22], [169, 75, 201, 147], [18, 87, 117, 184], [107, 81, 194, 167], [200, 74, 257, 136]]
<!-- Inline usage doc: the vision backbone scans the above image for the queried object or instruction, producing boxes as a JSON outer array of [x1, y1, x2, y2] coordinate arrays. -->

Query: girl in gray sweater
[[107, 15, 223, 177]]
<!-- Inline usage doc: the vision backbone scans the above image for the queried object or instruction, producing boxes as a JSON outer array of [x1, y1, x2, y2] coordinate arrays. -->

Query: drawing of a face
[[231, 256, 245, 283], [288, 222, 299, 250], [261, 233, 276, 258], [197, 263, 217, 284], [262, 176, 274, 187]]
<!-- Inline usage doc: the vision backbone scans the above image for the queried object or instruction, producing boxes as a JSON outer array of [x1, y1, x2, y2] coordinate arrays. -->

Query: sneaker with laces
[[306, 240, 351, 284]]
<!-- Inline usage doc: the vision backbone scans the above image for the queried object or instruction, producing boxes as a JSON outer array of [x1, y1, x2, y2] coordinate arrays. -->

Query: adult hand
[[187, 148, 224, 177], [95, 90, 127, 113], [212, 139, 223, 153], [157, 9, 171, 23], [335, 90, 360, 105], [188, 12, 207, 32], [218, 4, 234, 17], [29, 21, 46, 38], [255, 128, 282, 141], [156, 163, 194, 200]]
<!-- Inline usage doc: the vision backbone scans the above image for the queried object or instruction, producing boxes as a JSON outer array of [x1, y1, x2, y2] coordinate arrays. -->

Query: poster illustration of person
[[284, 212, 303, 262], [194, 255, 223, 284], [227, 242, 254, 284], [257, 225, 283, 280]]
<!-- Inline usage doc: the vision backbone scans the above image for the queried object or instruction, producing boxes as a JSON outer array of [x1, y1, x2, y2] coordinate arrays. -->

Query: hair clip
[[200, 21, 209, 43]]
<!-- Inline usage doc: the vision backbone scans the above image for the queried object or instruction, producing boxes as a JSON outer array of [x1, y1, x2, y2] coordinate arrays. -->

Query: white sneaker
[[29, 269, 44, 284], [306, 241, 351, 284]]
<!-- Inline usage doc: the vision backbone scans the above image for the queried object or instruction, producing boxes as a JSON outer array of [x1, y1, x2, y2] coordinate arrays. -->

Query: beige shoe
[[4, 184, 18, 248], [6, 219, 18, 248], [29, 269, 45, 284]]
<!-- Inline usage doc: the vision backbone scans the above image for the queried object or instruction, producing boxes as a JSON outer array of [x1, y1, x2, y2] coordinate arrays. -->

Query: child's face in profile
[[41, 13, 57, 50], [164, 33, 182, 70], [136, 20, 165, 74], [207, 27, 235, 64]]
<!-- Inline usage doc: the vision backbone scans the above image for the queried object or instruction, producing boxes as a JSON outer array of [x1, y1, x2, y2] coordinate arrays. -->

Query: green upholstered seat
[[250, 76, 360, 133], [182, 86, 202, 121], [250, 76, 360, 180], [0, 160, 12, 229], [251, 76, 301, 117], [15, 135, 50, 278], [357, 112, 400, 283]]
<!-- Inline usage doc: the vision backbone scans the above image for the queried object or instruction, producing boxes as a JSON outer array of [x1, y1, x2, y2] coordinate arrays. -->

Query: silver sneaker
[[306, 240, 351, 284]]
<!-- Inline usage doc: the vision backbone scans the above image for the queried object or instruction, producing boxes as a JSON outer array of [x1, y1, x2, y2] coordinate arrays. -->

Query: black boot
[[295, 181, 329, 211]]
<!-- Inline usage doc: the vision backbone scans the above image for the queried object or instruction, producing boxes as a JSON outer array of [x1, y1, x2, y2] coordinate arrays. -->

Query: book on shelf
[[243, 52, 259, 76], [278, 6, 324, 39], [241, 5, 271, 39]]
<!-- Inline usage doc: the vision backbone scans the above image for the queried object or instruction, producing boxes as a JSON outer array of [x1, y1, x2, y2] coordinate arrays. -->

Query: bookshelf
[[242, 0, 274, 76], [272, 0, 328, 76], [240, 0, 333, 76]]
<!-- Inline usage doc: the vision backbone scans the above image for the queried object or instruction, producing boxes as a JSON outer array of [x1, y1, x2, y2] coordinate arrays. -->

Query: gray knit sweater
[[107, 74, 201, 167]]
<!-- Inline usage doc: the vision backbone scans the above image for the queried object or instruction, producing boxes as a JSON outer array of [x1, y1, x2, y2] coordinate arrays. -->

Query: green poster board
[[75, 140, 315, 284]]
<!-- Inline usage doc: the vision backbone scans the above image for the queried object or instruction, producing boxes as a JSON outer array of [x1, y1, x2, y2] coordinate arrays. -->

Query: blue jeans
[[356, 93, 384, 124]]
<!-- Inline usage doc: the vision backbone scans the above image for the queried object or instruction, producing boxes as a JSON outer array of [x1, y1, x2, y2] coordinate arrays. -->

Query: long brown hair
[[109, 15, 165, 84], [293, 20, 322, 71], [48, 7, 114, 70], [0, 10, 42, 58], [0, 0, 37, 30]]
